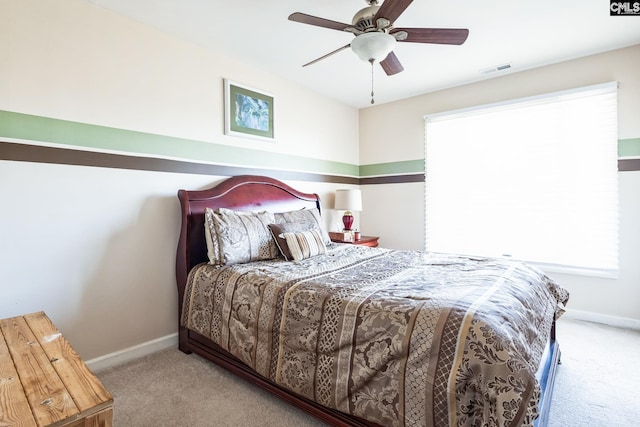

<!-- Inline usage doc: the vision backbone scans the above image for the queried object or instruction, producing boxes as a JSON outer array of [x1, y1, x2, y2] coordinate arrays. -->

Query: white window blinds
[[424, 82, 618, 277]]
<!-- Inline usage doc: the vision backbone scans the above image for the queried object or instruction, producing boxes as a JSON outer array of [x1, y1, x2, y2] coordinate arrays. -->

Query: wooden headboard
[[175, 175, 321, 315]]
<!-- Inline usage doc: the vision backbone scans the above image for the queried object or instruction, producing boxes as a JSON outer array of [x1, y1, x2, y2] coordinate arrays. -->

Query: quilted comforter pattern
[[182, 245, 568, 427]]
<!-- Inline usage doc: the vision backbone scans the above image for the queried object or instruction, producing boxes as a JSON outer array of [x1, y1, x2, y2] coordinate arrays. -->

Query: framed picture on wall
[[224, 79, 275, 141]]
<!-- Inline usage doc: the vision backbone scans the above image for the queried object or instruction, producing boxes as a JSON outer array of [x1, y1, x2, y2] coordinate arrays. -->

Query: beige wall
[[1, 0, 358, 164], [360, 45, 640, 325], [0, 0, 358, 360]]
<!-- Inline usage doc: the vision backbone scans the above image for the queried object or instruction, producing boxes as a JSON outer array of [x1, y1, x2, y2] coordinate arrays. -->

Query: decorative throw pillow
[[274, 208, 331, 245], [268, 222, 318, 261], [281, 229, 327, 261], [205, 208, 278, 265]]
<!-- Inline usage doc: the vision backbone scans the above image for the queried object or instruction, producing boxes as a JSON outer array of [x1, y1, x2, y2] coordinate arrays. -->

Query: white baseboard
[[563, 309, 640, 331], [86, 332, 179, 372]]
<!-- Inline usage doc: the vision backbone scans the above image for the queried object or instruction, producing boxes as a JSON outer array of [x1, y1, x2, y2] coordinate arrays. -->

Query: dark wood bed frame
[[175, 174, 560, 427]]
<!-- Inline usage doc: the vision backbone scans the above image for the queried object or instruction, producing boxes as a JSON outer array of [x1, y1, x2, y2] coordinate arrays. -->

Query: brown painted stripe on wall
[[0, 141, 358, 185], [618, 158, 640, 172], [4, 141, 637, 185], [360, 174, 426, 185]]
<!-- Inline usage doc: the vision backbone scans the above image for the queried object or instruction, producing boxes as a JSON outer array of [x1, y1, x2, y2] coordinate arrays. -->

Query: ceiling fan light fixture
[[351, 32, 396, 63]]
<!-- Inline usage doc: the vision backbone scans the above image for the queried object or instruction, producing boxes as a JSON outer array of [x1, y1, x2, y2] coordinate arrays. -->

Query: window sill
[[529, 261, 618, 279]]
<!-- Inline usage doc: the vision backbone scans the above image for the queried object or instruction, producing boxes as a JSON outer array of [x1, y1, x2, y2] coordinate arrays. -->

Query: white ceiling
[[86, 0, 640, 109]]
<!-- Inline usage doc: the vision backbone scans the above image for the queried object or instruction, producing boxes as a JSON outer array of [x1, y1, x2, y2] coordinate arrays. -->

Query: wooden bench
[[0, 312, 113, 427]]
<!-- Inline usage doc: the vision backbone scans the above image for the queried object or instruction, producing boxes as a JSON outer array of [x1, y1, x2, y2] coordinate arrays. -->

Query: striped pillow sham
[[282, 229, 327, 261]]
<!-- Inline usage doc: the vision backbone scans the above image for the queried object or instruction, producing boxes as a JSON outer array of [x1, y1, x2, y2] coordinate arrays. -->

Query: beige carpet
[[97, 318, 640, 426]]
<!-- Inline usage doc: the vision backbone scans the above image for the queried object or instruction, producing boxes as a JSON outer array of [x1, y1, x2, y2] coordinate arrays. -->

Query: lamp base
[[342, 212, 354, 231]]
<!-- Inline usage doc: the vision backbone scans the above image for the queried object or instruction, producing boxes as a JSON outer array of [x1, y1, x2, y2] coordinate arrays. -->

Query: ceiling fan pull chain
[[370, 59, 375, 104]]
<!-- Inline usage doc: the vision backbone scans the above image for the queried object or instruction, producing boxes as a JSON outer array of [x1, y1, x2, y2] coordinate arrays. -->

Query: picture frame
[[224, 79, 275, 141]]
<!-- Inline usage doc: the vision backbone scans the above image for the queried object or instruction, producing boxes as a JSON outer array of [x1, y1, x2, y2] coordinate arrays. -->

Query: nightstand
[[330, 234, 379, 248]]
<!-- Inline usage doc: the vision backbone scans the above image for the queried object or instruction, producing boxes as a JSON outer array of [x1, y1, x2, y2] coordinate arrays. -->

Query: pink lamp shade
[[334, 189, 362, 231]]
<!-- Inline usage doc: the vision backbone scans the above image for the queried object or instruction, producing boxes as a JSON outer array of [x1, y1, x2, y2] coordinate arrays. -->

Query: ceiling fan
[[288, 0, 469, 77]]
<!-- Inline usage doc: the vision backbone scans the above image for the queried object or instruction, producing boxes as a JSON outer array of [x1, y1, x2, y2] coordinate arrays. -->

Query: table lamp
[[334, 189, 362, 231]]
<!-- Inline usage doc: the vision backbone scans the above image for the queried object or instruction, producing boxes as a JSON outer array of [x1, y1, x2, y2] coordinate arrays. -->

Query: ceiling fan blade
[[380, 51, 404, 75], [302, 44, 351, 67], [288, 12, 352, 31], [392, 28, 469, 45], [374, 0, 414, 24]]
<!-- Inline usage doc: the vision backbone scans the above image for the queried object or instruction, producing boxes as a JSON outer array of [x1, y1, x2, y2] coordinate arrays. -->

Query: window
[[424, 82, 618, 277]]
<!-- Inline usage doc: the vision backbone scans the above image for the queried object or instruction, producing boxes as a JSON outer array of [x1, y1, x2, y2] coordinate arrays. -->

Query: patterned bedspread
[[182, 245, 569, 427]]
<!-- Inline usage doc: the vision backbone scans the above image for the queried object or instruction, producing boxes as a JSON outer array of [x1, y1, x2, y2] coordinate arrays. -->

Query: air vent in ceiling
[[480, 63, 512, 75]]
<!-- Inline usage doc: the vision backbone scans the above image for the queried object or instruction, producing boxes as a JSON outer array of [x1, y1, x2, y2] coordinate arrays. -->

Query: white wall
[[360, 45, 640, 325], [0, 0, 358, 360]]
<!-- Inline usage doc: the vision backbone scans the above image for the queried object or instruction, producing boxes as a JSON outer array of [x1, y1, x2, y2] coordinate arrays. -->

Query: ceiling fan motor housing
[[352, 5, 380, 31]]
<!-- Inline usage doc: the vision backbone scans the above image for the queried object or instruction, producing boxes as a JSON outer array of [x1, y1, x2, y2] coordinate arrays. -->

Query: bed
[[175, 175, 569, 427]]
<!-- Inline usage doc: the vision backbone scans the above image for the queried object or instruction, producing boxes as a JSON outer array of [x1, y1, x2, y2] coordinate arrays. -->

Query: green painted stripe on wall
[[619, 138, 640, 157], [359, 138, 639, 177], [359, 159, 424, 177], [0, 110, 358, 177]]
